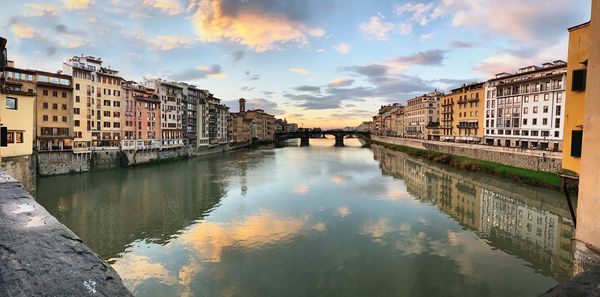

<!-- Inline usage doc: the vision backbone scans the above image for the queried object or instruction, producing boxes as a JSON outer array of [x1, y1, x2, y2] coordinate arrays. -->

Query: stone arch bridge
[[275, 130, 370, 147]]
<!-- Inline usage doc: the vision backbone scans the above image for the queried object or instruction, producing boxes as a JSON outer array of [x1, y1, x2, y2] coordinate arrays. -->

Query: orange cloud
[[289, 68, 309, 75], [142, 0, 183, 15], [63, 0, 94, 10], [11, 24, 36, 39], [190, 0, 324, 52], [23, 3, 60, 17]]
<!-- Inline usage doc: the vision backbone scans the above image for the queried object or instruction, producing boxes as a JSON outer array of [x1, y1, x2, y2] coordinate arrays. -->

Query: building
[[206, 93, 229, 146], [181, 83, 200, 146], [356, 121, 371, 132], [229, 99, 252, 145], [575, 0, 600, 265], [62, 55, 123, 149], [440, 82, 484, 143], [196, 89, 210, 147], [245, 108, 275, 142], [35, 70, 74, 151], [404, 91, 442, 139], [484, 61, 567, 151], [144, 78, 183, 148], [122, 81, 161, 149], [1, 61, 36, 157], [562, 22, 590, 174]]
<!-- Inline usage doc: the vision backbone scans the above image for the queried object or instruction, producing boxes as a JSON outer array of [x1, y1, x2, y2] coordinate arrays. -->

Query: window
[[43, 102, 48, 109], [75, 120, 80, 127], [556, 106, 561, 116], [524, 96, 529, 103], [53, 103, 58, 109], [52, 116, 58, 122], [534, 95, 539, 102], [14, 132, 23, 143], [543, 106, 549, 113], [74, 108, 80, 114], [62, 104, 67, 110], [75, 95, 80, 103], [523, 119, 528, 125], [75, 83, 80, 90], [6, 97, 17, 110], [43, 115, 48, 121], [557, 93, 563, 103], [52, 90, 58, 97], [6, 132, 14, 144], [571, 130, 583, 157], [533, 118, 537, 125], [43, 90, 48, 96], [544, 94, 549, 101], [104, 122, 111, 128], [62, 116, 67, 122], [524, 107, 528, 114], [113, 122, 121, 128], [555, 118, 561, 128], [104, 100, 111, 106], [543, 118, 548, 125], [572, 69, 587, 91], [62, 92, 67, 98], [533, 106, 538, 113]]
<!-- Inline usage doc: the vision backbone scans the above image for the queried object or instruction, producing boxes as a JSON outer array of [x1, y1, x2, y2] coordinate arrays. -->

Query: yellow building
[[1, 63, 36, 157], [63, 55, 124, 149], [35, 71, 74, 151], [562, 22, 590, 175], [440, 82, 484, 142]]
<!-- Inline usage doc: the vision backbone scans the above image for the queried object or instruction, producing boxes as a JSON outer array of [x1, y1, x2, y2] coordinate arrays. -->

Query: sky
[[0, 0, 592, 129]]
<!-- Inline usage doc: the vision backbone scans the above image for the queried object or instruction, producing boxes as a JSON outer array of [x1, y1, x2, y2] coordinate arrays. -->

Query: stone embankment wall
[[0, 155, 36, 195], [36, 143, 242, 176], [0, 170, 132, 296], [372, 136, 562, 172]]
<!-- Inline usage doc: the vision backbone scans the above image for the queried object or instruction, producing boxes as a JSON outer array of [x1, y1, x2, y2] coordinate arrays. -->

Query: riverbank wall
[[36, 144, 235, 176], [0, 169, 133, 296], [371, 136, 562, 172]]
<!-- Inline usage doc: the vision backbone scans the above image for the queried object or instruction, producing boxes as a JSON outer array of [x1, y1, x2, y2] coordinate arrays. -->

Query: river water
[[36, 138, 575, 297]]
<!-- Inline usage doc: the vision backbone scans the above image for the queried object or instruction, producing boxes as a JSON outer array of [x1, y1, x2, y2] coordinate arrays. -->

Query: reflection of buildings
[[371, 144, 574, 280]]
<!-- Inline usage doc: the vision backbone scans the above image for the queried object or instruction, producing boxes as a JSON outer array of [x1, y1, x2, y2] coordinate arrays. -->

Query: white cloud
[[308, 27, 326, 37], [398, 22, 413, 35], [150, 35, 195, 50], [359, 16, 395, 41], [334, 43, 351, 54]]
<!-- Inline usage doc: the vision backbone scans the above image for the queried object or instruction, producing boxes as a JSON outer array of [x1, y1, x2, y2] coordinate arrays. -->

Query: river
[[35, 138, 575, 297]]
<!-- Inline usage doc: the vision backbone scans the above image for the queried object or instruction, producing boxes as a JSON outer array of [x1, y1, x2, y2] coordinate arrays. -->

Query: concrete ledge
[[540, 264, 600, 296], [0, 170, 132, 296]]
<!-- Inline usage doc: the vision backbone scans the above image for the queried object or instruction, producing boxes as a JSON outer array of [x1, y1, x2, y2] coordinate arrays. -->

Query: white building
[[484, 61, 567, 151]]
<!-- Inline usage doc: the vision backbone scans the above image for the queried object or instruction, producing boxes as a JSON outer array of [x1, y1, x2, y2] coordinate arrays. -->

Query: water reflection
[[372, 144, 575, 280], [35, 140, 574, 297]]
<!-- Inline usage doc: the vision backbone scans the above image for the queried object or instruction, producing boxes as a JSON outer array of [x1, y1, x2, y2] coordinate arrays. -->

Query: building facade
[[181, 83, 200, 146], [63, 55, 123, 149], [206, 93, 229, 145], [440, 82, 484, 142], [562, 22, 590, 174], [35, 71, 74, 151], [122, 81, 161, 149], [404, 91, 442, 139], [245, 109, 275, 142], [484, 61, 567, 151], [1, 62, 36, 157], [144, 78, 183, 148]]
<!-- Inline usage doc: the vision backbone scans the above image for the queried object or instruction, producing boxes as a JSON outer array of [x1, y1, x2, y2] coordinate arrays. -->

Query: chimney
[[239, 98, 246, 116]]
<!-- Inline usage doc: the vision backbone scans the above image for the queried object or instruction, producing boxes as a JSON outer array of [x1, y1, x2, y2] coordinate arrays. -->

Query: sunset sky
[[0, 0, 591, 128]]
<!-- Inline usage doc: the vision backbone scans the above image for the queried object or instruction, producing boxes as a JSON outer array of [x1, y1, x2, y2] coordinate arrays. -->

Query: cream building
[[404, 91, 442, 139]]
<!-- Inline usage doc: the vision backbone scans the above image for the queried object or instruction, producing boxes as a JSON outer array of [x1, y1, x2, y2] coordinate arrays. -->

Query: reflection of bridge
[[275, 129, 370, 147]]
